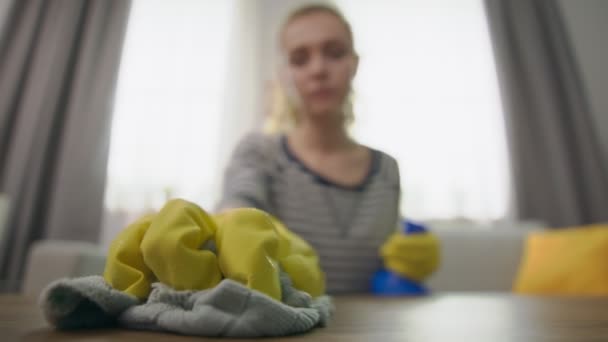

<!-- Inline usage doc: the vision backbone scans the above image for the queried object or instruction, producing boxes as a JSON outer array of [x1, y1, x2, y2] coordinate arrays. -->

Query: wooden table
[[2, 294, 608, 341]]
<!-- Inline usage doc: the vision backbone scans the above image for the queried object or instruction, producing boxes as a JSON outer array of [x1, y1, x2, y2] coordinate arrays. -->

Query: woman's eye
[[325, 44, 347, 59], [289, 50, 308, 67]]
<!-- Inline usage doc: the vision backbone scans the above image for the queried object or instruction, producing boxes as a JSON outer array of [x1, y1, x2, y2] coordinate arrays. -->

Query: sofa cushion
[[428, 228, 532, 292], [22, 240, 106, 297], [514, 225, 608, 295]]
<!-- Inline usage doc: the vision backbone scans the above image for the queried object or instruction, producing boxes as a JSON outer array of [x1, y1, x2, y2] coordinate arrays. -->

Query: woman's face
[[281, 11, 358, 121]]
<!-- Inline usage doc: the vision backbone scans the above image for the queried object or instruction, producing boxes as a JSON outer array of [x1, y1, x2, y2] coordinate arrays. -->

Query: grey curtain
[[0, 0, 131, 292], [485, 0, 608, 228]]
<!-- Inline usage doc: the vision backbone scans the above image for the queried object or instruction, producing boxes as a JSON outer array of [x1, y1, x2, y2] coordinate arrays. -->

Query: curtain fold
[[484, 0, 608, 227], [0, 0, 131, 292]]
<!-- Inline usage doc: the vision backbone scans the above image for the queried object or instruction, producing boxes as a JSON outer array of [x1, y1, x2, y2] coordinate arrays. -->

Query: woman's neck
[[289, 116, 354, 154]]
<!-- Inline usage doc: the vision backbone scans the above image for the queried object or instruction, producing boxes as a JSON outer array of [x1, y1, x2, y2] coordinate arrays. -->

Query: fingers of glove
[[269, 214, 326, 297], [384, 232, 438, 248], [381, 233, 440, 259], [384, 258, 437, 282], [384, 250, 440, 274], [381, 232, 441, 282], [104, 213, 156, 299], [141, 199, 222, 291], [213, 208, 282, 301], [384, 248, 440, 282]]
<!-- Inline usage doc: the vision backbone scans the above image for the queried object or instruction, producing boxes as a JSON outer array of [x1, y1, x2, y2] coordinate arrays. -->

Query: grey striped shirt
[[217, 133, 401, 294]]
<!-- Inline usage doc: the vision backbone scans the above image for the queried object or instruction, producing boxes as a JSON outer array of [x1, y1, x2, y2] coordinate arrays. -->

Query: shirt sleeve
[[386, 154, 403, 232], [215, 133, 273, 212]]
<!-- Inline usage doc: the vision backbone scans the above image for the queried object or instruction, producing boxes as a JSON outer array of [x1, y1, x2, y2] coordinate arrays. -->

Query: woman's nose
[[308, 54, 328, 79]]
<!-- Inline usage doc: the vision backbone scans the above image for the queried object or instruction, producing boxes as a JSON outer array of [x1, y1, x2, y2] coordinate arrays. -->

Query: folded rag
[[41, 274, 332, 337]]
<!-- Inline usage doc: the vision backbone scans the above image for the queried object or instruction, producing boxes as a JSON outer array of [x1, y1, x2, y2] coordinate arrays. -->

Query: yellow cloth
[[380, 232, 440, 282], [514, 225, 608, 296], [103, 199, 325, 301]]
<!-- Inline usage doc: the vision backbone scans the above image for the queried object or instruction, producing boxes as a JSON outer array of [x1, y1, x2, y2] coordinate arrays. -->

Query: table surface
[[2, 294, 608, 341]]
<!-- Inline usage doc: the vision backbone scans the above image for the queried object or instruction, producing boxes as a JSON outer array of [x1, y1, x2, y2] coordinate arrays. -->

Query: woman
[[218, 4, 439, 293]]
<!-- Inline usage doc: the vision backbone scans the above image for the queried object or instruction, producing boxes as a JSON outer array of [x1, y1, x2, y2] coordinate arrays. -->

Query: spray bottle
[[371, 220, 429, 296]]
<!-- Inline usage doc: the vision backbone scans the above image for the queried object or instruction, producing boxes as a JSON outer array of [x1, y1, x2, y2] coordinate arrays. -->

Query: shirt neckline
[[280, 135, 380, 192]]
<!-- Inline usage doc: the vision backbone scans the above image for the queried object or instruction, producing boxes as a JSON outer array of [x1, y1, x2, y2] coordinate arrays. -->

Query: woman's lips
[[309, 88, 334, 99]]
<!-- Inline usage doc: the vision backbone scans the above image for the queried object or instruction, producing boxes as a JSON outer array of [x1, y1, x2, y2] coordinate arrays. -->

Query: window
[[101, 0, 234, 245], [102, 0, 511, 245], [337, 0, 511, 221]]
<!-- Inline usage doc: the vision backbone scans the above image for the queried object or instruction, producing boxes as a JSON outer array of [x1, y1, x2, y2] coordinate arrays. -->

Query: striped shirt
[[217, 132, 401, 294]]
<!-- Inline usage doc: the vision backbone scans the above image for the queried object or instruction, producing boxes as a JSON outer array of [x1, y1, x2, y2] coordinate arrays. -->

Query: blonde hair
[[264, 4, 356, 134]]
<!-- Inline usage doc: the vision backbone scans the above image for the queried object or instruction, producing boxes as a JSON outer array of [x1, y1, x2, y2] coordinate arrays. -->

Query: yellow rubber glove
[[380, 232, 440, 282], [269, 215, 326, 298], [140, 199, 222, 291], [105, 199, 325, 301], [104, 213, 156, 299], [213, 208, 283, 301]]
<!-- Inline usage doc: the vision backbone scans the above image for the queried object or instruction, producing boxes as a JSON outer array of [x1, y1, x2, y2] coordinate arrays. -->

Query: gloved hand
[[104, 213, 156, 299], [104, 199, 223, 299], [141, 199, 223, 292], [268, 214, 325, 298], [104, 199, 325, 302], [213, 208, 283, 301], [380, 232, 440, 282], [214, 208, 325, 300]]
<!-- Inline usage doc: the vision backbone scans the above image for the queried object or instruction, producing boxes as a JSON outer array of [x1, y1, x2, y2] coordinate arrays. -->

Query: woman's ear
[[278, 67, 299, 103]]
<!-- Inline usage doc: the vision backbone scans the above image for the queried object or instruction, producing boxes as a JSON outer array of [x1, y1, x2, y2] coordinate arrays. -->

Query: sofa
[[22, 222, 543, 297]]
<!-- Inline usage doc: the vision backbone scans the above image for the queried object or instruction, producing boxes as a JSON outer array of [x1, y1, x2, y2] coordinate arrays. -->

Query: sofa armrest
[[22, 240, 106, 297], [427, 228, 534, 292]]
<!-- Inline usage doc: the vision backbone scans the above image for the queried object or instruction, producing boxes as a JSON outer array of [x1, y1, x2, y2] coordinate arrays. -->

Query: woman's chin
[[305, 107, 342, 121]]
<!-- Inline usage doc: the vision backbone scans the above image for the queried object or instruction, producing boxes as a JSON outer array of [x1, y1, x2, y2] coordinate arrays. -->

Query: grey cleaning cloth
[[40, 275, 332, 337], [40, 275, 139, 329]]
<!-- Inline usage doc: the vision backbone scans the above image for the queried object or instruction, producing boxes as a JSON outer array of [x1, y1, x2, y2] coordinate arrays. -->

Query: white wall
[[559, 0, 608, 157]]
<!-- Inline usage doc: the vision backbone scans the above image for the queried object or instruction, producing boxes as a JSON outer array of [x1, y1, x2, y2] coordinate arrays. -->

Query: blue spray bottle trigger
[[370, 220, 430, 296], [404, 221, 427, 234]]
